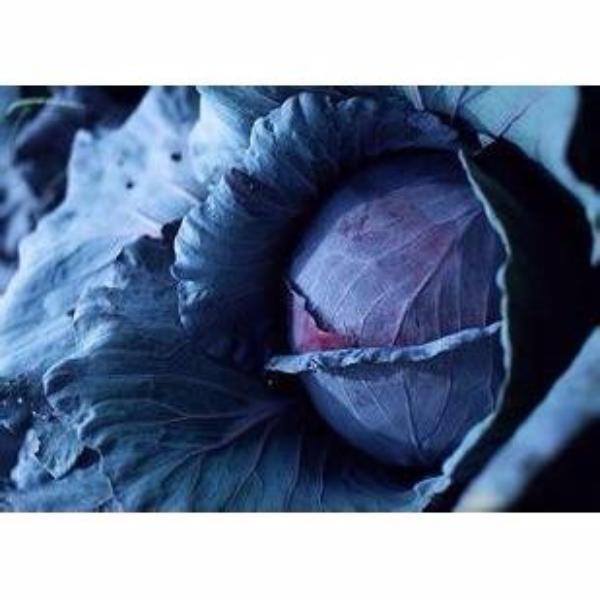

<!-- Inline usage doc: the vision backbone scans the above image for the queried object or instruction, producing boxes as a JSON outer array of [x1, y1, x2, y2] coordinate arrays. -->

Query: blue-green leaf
[[456, 327, 600, 510], [0, 87, 200, 379], [413, 86, 600, 262], [426, 140, 597, 509], [19, 234, 438, 511]]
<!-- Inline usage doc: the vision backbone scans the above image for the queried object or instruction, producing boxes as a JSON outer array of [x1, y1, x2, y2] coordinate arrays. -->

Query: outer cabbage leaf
[[190, 86, 342, 192], [0, 86, 38, 291], [426, 140, 597, 510], [0, 86, 144, 292], [11, 234, 437, 511], [1, 378, 114, 510], [5, 465, 114, 512], [410, 86, 600, 262], [456, 327, 600, 511], [0, 373, 42, 481], [4, 426, 114, 511], [0, 86, 200, 379], [13, 86, 145, 209]]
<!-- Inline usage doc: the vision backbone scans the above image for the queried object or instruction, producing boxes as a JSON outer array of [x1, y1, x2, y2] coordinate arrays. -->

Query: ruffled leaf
[[0, 86, 200, 379], [0, 86, 38, 291], [13, 86, 145, 207], [189, 86, 340, 192], [3, 423, 114, 511], [174, 92, 458, 370], [0, 87, 144, 292], [0, 374, 43, 478], [24, 234, 438, 511]]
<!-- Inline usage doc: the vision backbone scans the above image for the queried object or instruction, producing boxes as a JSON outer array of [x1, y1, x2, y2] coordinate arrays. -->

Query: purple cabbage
[[1, 86, 597, 512], [287, 151, 506, 468]]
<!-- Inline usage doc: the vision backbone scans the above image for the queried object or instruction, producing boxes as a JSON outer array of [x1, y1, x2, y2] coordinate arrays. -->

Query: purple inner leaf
[[289, 151, 505, 351]]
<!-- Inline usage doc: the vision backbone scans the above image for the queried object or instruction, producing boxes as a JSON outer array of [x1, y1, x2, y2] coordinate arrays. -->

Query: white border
[[1, 514, 598, 599], [0, 0, 597, 83]]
